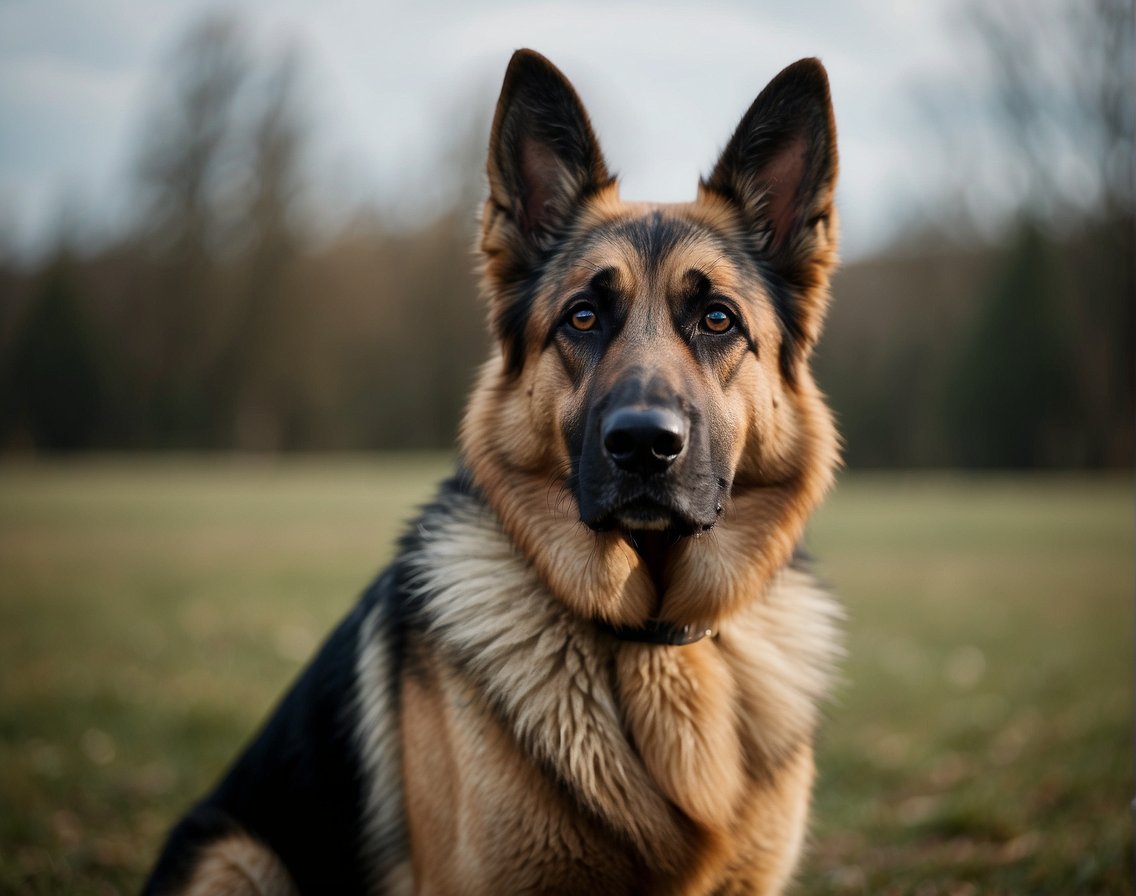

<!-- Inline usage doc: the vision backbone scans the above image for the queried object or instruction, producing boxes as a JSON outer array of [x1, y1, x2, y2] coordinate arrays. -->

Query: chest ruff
[[360, 488, 841, 895]]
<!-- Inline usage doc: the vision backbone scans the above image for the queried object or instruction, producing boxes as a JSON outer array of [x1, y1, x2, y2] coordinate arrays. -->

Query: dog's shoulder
[[145, 556, 412, 895]]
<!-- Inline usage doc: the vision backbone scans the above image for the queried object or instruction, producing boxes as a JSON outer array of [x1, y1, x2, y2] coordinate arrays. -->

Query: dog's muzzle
[[575, 381, 724, 535]]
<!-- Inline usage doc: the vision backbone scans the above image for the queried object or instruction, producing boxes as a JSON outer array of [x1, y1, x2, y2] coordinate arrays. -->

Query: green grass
[[803, 474, 1132, 895], [0, 460, 1130, 894]]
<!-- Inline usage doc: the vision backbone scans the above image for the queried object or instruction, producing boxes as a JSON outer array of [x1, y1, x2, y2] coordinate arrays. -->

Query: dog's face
[[463, 51, 839, 627], [527, 207, 779, 539]]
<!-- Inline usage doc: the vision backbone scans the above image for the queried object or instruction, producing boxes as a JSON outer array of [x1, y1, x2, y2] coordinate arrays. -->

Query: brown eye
[[702, 305, 734, 334], [570, 304, 597, 331]]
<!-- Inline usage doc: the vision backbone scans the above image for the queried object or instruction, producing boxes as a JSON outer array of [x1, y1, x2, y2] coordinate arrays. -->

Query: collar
[[596, 617, 714, 646]]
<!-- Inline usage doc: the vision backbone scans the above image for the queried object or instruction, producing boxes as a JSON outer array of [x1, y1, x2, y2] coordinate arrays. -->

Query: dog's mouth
[[577, 468, 730, 539], [606, 497, 688, 533], [579, 486, 726, 600], [586, 495, 716, 538]]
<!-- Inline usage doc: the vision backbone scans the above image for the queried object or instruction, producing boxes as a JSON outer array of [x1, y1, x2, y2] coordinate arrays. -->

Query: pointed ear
[[481, 50, 613, 374], [485, 49, 612, 254], [702, 58, 839, 353]]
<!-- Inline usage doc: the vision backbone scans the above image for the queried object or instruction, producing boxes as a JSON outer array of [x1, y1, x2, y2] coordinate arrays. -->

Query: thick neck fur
[[400, 484, 842, 887], [459, 349, 839, 632]]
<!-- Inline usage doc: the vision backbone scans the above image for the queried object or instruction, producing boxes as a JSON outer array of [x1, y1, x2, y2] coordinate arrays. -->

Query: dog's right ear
[[484, 50, 612, 261], [481, 50, 613, 374]]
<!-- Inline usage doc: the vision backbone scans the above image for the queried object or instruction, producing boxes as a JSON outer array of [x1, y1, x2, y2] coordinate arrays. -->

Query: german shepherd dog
[[145, 49, 841, 895]]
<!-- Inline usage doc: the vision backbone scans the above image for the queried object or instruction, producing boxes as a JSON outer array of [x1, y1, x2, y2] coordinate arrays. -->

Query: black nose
[[602, 407, 687, 475]]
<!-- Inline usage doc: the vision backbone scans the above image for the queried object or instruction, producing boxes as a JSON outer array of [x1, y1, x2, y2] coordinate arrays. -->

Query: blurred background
[[0, 0, 1130, 464], [0, 1, 1132, 894]]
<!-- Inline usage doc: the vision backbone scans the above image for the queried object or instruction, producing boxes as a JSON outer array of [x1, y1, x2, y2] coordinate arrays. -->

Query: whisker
[[543, 459, 579, 518]]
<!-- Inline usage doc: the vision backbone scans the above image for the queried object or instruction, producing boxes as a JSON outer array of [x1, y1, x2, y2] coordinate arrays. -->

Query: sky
[[0, 0, 1022, 261]]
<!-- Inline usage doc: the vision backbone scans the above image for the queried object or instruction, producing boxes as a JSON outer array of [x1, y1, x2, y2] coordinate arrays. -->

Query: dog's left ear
[[702, 58, 839, 352]]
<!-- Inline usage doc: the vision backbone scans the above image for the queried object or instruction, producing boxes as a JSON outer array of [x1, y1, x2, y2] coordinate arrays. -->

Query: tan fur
[[400, 490, 842, 894], [402, 650, 644, 895], [178, 834, 298, 896], [616, 640, 744, 829], [400, 497, 693, 875], [664, 372, 839, 626], [462, 373, 657, 625]]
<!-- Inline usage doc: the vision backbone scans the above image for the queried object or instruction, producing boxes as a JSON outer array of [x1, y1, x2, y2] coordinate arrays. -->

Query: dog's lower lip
[[585, 497, 712, 537], [610, 498, 677, 530]]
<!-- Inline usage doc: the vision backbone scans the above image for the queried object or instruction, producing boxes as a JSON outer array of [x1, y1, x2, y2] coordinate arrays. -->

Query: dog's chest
[[399, 653, 648, 893], [379, 494, 841, 893]]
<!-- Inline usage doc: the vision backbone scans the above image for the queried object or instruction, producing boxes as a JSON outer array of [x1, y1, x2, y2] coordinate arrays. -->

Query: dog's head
[[463, 50, 840, 629]]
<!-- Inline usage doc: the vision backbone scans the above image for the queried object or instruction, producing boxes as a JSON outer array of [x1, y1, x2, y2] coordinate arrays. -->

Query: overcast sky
[[0, 0, 1022, 261]]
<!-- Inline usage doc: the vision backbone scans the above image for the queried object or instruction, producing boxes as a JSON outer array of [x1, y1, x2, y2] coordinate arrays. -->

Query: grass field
[[0, 458, 1130, 894]]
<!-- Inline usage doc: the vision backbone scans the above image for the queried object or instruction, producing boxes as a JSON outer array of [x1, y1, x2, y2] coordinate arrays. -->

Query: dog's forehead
[[553, 201, 753, 298]]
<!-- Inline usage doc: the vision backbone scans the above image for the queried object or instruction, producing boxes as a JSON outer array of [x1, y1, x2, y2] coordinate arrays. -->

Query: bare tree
[[221, 49, 309, 448], [952, 0, 1134, 465], [128, 16, 248, 444], [968, 0, 1134, 224], [134, 16, 248, 260]]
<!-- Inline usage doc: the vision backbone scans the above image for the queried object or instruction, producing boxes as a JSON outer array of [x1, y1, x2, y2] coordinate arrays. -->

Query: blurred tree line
[[0, 18, 486, 452], [816, 0, 1133, 467], [0, 4, 1131, 465]]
